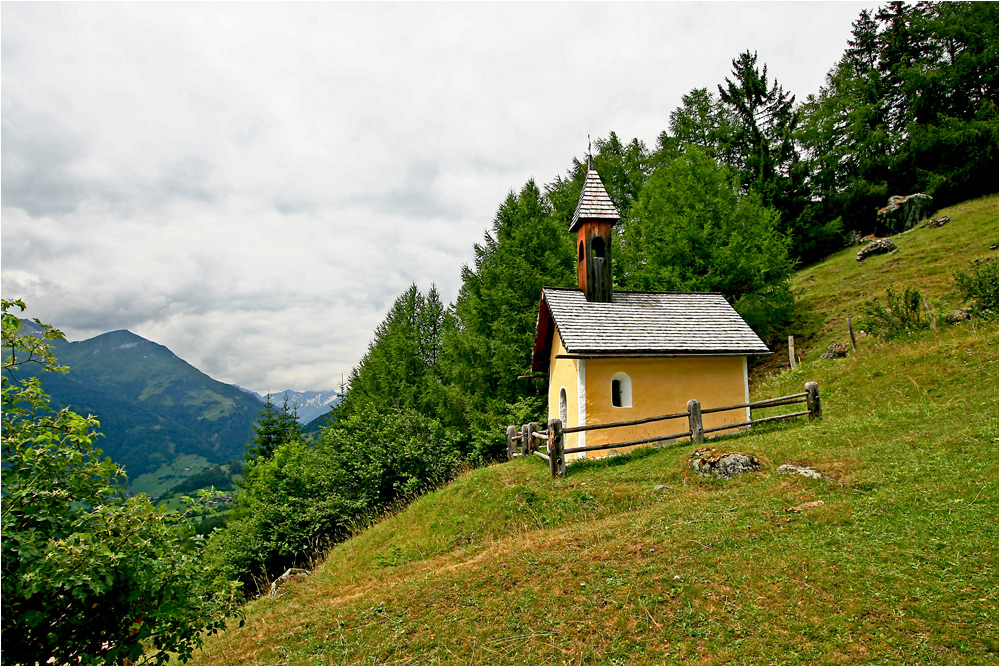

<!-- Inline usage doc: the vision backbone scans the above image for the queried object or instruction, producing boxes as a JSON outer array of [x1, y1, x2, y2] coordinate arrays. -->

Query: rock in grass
[[856, 238, 897, 261], [776, 463, 824, 479], [877, 193, 933, 231], [821, 342, 849, 359], [689, 449, 761, 479]]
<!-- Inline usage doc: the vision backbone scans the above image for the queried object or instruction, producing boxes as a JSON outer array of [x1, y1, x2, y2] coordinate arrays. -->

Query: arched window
[[592, 236, 606, 258], [611, 372, 632, 408], [578, 241, 584, 262], [559, 388, 568, 424]]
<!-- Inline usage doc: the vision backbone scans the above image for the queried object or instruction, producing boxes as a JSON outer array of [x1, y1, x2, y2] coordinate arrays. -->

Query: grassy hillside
[[191, 196, 998, 665], [789, 194, 999, 359]]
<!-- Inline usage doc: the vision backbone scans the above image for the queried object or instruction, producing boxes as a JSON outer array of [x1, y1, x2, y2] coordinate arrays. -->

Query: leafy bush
[[856, 287, 929, 339], [617, 146, 795, 338], [206, 404, 463, 595], [1, 299, 240, 665], [953, 257, 999, 318]]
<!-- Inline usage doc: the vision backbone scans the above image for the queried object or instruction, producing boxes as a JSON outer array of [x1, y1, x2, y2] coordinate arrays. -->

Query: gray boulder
[[857, 238, 897, 261], [878, 193, 933, 232], [689, 449, 761, 479], [948, 309, 972, 323]]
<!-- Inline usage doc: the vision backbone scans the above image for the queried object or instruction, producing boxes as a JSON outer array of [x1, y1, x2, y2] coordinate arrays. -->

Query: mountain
[[20, 326, 265, 478], [256, 390, 342, 425]]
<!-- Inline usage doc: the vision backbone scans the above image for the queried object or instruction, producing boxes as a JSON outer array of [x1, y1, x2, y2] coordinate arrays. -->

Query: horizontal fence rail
[[561, 410, 689, 434], [507, 382, 821, 478]]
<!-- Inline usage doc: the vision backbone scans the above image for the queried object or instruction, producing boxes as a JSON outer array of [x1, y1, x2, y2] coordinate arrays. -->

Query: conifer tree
[[246, 393, 302, 462]]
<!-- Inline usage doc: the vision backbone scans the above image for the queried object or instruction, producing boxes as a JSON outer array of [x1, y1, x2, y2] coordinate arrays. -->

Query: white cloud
[[2, 1, 879, 391]]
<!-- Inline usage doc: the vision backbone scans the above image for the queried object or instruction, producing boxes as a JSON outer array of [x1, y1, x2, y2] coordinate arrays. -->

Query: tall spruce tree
[[246, 393, 303, 462], [439, 179, 576, 460], [799, 1, 998, 236], [336, 283, 449, 421], [717, 51, 805, 212]]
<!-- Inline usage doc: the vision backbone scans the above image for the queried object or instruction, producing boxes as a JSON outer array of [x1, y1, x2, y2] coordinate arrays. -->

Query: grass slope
[[193, 196, 998, 665]]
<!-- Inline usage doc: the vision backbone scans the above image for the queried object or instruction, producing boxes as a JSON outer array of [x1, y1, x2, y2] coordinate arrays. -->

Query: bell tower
[[569, 166, 620, 302]]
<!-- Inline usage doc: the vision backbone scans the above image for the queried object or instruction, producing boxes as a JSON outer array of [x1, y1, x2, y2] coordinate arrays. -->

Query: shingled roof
[[531, 287, 770, 372], [569, 168, 620, 232]]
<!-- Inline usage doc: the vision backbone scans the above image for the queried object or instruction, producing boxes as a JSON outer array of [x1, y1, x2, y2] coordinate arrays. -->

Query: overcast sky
[[2, 1, 879, 393]]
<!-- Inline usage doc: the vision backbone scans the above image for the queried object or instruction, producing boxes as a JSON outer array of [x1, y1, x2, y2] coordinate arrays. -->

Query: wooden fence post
[[687, 399, 704, 444], [847, 317, 858, 352], [788, 335, 797, 369], [548, 418, 566, 478], [527, 421, 540, 454], [521, 424, 531, 456], [805, 382, 822, 420], [506, 425, 518, 459]]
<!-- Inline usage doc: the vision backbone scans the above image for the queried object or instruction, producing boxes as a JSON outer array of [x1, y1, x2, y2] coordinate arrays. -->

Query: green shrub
[[953, 257, 999, 318], [205, 405, 464, 595], [857, 286, 930, 339], [1, 299, 240, 665]]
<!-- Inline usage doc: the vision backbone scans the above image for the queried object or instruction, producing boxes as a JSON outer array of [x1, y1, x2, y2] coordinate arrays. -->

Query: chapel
[[530, 167, 771, 457]]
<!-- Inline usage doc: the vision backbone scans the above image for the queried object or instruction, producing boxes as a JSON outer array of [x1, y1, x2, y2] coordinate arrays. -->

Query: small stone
[[776, 463, 825, 480], [821, 342, 849, 359], [653, 484, 671, 493], [926, 215, 950, 228], [948, 309, 971, 323]]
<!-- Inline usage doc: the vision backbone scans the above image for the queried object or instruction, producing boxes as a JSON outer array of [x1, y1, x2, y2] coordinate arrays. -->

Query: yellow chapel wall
[[547, 329, 583, 452], [579, 355, 749, 457]]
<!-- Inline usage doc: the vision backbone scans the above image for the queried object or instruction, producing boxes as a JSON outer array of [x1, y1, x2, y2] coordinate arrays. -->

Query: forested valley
[[2, 2, 996, 664]]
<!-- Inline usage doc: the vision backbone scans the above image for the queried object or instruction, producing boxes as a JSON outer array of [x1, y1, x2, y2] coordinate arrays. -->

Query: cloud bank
[[1, 2, 877, 392]]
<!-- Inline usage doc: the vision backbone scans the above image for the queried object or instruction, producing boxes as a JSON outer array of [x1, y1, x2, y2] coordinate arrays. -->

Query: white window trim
[[611, 371, 633, 408]]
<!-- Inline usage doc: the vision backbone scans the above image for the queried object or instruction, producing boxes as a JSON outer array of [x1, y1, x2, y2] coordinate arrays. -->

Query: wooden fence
[[506, 381, 822, 478]]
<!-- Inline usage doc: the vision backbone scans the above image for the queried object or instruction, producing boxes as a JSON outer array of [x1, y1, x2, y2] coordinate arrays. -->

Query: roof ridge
[[542, 286, 725, 297]]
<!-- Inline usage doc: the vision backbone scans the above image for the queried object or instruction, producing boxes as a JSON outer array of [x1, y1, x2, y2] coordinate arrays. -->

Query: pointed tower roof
[[570, 168, 620, 232]]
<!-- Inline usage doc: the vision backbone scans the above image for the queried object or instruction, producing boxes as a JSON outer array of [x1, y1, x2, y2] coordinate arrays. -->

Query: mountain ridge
[[17, 323, 263, 478]]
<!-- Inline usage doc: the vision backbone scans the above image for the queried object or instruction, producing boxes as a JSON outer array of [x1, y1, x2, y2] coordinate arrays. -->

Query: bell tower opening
[[592, 237, 605, 258]]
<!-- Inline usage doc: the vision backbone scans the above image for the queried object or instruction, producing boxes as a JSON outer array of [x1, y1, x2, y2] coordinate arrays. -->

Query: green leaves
[[618, 147, 794, 337], [798, 1, 998, 234], [953, 257, 999, 318], [857, 286, 930, 340], [207, 405, 463, 594], [2, 299, 240, 665]]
